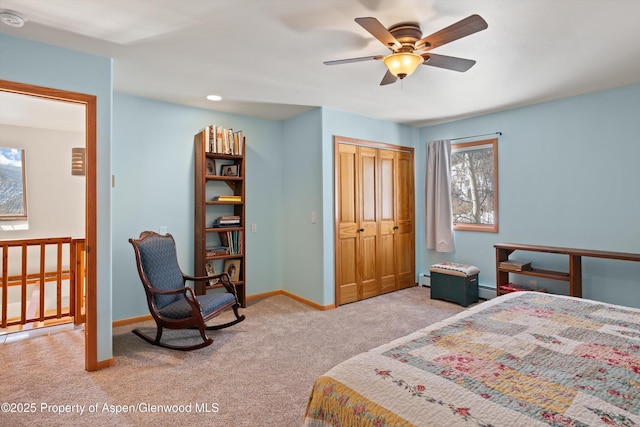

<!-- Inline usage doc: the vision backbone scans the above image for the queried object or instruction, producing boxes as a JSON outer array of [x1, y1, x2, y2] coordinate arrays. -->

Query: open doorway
[[0, 79, 98, 371]]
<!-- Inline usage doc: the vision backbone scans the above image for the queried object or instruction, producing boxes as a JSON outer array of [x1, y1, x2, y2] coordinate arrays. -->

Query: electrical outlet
[[159, 226, 167, 234], [528, 280, 537, 289], [251, 223, 257, 233]]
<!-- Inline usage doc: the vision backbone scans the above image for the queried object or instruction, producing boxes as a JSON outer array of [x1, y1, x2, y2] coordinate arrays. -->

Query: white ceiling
[[0, 90, 85, 132], [1, 0, 640, 127]]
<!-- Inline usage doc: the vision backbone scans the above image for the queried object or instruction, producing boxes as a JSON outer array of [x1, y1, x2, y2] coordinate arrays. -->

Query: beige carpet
[[1, 286, 468, 426]]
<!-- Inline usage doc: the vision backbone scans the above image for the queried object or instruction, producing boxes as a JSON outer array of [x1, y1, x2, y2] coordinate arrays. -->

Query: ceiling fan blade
[[417, 14, 487, 51], [355, 17, 402, 50], [380, 69, 398, 85], [422, 53, 476, 72], [324, 55, 383, 66]]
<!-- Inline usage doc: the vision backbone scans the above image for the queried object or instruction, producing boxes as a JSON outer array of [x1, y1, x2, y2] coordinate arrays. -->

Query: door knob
[[359, 228, 365, 232], [393, 226, 399, 230]]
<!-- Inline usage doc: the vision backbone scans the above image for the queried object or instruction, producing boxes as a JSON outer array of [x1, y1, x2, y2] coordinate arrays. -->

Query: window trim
[[451, 138, 498, 233]]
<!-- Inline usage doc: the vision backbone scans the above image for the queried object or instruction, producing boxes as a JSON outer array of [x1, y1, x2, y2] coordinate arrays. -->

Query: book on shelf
[[206, 246, 230, 257], [500, 283, 546, 293], [213, 221, 241, 228], [499, 259, 532, 271], [219, 231, 229, 248], [217, 215, 240, 220], [212, 195, 242, 202], [202, 125, 213, 153]]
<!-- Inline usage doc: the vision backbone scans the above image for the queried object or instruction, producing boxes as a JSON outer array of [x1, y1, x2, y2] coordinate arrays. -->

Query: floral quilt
[[303, 292, 640, 426]]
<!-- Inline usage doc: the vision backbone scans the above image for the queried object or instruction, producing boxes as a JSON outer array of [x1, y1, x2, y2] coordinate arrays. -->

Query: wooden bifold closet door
[[334, 137, 415, 306]]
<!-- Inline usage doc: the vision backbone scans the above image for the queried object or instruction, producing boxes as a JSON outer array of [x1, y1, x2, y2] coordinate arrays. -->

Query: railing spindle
[[21, 244, 27, 325], [57, 241, 63, 318], [39, 242, 46, 322], [2, 244, 8, 328]]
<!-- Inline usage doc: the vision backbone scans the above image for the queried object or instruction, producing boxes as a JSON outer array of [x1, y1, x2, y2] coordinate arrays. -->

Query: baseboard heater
[[419, 273, 496, 300]]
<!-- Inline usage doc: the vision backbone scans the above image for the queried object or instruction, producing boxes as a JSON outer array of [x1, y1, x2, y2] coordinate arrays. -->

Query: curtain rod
[[449, 131, 502, 142]]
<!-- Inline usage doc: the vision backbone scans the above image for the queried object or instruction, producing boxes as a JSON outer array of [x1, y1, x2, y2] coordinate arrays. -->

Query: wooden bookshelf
[[194, 127, 246, 307]]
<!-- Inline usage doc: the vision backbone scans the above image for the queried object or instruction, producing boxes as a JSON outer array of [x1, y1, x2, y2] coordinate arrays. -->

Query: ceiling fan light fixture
[[383, 52, 424, 79]]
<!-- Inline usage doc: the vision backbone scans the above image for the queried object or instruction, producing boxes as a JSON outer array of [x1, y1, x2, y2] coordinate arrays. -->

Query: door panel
[[336, 144, 359, 305], [379, 150, 397, 293], [360, 234, 378, 299], [396, 151, 415, 289], [337, 239, 358, 304], [359, 147, 378, 298], [396, 232, 414, 289]]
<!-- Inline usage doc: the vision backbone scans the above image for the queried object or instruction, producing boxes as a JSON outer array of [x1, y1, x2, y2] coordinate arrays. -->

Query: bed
[[303, 291, 640, 426]]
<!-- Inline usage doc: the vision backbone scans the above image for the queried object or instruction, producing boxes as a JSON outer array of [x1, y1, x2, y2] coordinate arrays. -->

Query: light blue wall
[[281, 108, 324, 302], [0, 34, 113, 361], [418, 85, 640, 308], [112, 93, 284, 320], [320, 108, 419, 305]]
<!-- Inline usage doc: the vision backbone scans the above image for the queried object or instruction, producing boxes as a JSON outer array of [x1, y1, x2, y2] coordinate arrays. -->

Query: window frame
[[0, 147, 28, 221], [450, 138, 498, 233]]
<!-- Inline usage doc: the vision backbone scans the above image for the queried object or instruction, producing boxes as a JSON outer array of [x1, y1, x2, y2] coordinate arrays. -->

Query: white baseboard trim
[[478, 285, 496, 300], [419, 273, 430, 287]]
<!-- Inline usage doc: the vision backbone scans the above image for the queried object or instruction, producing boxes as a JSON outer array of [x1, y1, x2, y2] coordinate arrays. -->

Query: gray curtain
[[425, 140, 455, 252]]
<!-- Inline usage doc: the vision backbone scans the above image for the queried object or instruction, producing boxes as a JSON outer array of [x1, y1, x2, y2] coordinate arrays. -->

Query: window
[[450, 138, 498, 232], [0, 147, 27, 220]]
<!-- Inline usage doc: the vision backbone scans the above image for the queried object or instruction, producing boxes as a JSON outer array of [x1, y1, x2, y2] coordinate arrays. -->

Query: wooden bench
[[495, 243, 640, 297]]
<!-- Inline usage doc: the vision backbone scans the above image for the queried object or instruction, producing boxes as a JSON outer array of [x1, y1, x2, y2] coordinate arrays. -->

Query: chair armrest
[[185, 273, 239, 300], [215, 273, 239, 299], [181, 286, 204, 317]]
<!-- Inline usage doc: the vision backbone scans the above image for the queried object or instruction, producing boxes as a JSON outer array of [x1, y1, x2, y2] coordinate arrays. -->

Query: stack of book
[[202, 125, 244, 155], [206, 246, 230, 257], [499, 259, 532, 271], [212, 215, 241, 227], [212, 195, 242, 202]]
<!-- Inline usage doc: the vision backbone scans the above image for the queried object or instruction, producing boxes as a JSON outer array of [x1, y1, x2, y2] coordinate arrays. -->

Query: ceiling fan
[[324, 14, 488, 85]]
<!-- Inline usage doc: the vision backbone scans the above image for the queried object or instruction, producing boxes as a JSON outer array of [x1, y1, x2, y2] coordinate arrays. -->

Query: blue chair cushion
[[137, 234, 185, 308], [158, 292, 236, 320]]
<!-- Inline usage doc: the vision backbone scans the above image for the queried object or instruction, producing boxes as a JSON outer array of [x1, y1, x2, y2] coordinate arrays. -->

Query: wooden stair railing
[[1, 237, 86, 329]]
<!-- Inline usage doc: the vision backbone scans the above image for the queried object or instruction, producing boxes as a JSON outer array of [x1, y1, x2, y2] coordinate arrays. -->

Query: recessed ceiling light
[[206, 94, 222, 101], [0, 11, 26, 28]]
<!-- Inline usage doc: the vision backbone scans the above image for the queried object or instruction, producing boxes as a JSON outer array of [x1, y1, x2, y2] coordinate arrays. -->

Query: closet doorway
[[334, 136, 415, 306], [0, 80, 98, 371]]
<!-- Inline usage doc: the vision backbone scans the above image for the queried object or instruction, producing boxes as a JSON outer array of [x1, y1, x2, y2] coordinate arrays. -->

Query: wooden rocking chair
[[129, 231, 245, 350]]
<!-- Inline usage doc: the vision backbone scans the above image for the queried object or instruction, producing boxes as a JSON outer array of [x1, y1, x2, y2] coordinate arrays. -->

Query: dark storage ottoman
[[429, 262, 480, 307]]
